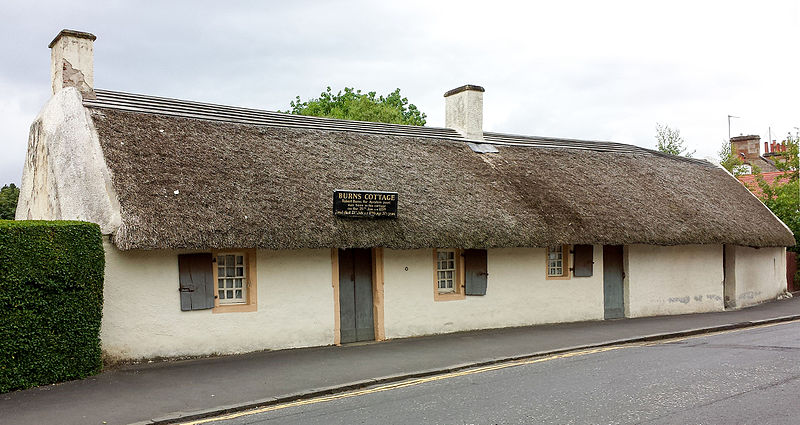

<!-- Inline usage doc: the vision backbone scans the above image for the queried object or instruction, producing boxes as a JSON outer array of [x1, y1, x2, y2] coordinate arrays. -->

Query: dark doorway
[[338, 248, 375, 343], [603, 245, 625, 319]]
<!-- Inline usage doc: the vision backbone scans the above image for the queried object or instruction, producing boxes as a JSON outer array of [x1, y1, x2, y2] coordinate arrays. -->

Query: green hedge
[[0, 220, 104, 393]]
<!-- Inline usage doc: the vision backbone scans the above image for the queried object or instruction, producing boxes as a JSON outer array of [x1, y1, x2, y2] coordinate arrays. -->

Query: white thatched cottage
[[17, 30, 794, 360]]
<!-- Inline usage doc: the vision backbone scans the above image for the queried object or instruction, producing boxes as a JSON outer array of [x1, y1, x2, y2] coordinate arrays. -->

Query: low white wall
[[101, 241, 335, 360], [626, 245, 724, 317], [383, 247, 604, 339], [732, 246, 785, 308]]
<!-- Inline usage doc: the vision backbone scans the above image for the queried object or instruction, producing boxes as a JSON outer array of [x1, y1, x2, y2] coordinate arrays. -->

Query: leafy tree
[[655, 123, 695, 157], [718, 139, 747, 176], [746, 135, 799, 252], [284, 87, 426, 126], [0, 183, 20, 220]]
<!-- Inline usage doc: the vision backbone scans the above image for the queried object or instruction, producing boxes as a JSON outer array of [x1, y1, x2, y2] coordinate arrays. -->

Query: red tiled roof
[[738, 171, 792, 197]]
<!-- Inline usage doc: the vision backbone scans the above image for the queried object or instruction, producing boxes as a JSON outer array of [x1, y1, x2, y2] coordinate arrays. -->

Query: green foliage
[[0, 184, 19, 220], [0, 220, 104, 392], [285, 87, 427, 126], [718, 139, 747, 176], [655, 123, 695, 157], [747, 136, 799, 252]]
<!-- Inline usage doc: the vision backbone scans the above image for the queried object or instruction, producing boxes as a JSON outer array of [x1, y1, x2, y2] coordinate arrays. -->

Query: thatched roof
[[85, 90, 795, 250]]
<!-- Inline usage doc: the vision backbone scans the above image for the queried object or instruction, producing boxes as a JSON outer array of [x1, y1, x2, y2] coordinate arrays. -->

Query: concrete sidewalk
[[3, 297, 800, 425]]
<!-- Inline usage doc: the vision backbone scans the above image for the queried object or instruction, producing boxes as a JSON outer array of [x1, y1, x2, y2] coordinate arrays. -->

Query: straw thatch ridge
[[89, 108, 795, 251]]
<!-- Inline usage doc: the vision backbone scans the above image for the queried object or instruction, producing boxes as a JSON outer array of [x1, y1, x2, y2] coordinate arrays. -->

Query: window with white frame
[[437, 249, 457, 293], [547, 246, 566, 277], [217, 253, 247, 304]]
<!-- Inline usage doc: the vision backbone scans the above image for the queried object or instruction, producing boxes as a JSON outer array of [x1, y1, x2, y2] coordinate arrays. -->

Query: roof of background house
[[738, 171, 793, 198], [83, 89, 795, 250]]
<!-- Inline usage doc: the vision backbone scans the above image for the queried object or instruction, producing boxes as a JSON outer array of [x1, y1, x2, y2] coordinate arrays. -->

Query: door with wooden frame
[[338, 248, 375, 343], [603, 245, 625, 319]]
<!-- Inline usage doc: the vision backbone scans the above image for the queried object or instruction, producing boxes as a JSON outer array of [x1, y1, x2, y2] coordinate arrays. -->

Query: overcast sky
[[1, 0, 798, 185]]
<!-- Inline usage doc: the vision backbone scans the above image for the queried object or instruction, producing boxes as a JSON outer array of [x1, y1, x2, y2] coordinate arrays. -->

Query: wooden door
[[603, 245, 625, 319], [338, 248, 375, 343]]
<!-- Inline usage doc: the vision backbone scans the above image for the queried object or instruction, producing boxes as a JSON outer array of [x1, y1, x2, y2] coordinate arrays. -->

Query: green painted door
[[338, 248, 375, 343], [603, 245, 625, 319]]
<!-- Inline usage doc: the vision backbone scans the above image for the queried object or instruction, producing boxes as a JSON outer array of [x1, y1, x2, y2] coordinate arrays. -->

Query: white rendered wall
[[382, 247, 604, 339], [101, 241, 335, 360], [15, 88, 121, 234], [626, 245, 724, 317], [731, 246, 786, 308]]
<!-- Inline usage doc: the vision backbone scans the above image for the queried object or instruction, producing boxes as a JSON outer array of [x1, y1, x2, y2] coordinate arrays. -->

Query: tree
[[718, 139, 747, 176], [284, 87, 426, 126], [655, 123, 695, 157], [0, 183, 20, 220], [746, 135, 799, 252]]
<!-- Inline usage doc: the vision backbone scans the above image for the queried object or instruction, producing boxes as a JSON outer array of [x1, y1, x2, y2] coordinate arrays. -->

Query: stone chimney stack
[[444, 84, 485, 140], [49, 29, 96, 98], [730, 135, 761, 161]]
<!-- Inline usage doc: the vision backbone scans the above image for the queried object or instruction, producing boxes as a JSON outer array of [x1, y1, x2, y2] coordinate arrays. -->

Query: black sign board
[[333, 190, 398, 219]]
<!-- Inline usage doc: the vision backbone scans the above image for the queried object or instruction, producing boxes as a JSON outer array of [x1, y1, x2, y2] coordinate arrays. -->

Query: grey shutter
[[464, 249, 488, 295], [572, 245, 594, 277], [178, 253, 215, 311]]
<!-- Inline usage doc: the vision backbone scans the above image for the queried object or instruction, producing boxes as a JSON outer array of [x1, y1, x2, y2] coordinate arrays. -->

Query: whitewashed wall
[[730, 246, 786, 308], [101, 242, 335, 360], [625, 245, 724, 317], [382, 247, 605, 339]]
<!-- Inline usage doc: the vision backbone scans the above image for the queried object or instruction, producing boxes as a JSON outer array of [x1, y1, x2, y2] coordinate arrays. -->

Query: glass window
[[217, 253, 247, 304], [548, 246, 565, 277], [437, 250, 457, 293]]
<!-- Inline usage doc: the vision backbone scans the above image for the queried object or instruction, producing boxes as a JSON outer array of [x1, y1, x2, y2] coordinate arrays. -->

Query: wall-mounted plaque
[[333, 190, 398, 219]]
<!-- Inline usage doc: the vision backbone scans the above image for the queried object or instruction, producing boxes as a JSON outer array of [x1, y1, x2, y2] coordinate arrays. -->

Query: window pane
[[226, 279, 233, 288], [226, 255, 235, 265], [218, 279, 224, 288], [235, 290, 242, 299], [236, 267, 244, 277], [226, 267, 235, 277], [218, 267, 225, 277], [234, 278, 242, 288], [438, 251, 448, 260], [218, 290, 225, 299], [236, 256, 244, 265], [227, 290, 233, 299]]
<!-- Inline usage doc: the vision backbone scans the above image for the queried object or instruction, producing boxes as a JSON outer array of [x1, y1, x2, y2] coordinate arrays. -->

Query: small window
[[212, 251, 257, 313], [437, 250, 457, 293], [216, 254, 247, 304], [546, 245, 570, 279], [433, 249, 465, 301]]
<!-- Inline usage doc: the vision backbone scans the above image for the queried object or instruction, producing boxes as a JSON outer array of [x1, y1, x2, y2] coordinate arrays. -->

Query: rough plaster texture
[[100, 243, 335, 360], [382, 247, 605, 339], [445, 89, 483, 140], [626, 245, 725, 317], [15, 88, 121, 233], [50, 34, 94, 95], [728, 245, 785, 308]]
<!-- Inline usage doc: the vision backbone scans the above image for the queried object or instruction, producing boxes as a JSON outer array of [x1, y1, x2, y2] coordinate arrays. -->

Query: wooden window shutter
[[464, 249, 488, 296], [178, 253, 215, 311], [572, 245, 593, 277]]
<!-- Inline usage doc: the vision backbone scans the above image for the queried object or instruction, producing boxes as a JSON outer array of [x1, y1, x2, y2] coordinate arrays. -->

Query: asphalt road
[[189, 320, 800, 425]]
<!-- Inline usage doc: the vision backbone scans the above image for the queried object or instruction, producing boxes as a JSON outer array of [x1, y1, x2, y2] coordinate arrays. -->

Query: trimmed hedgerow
[[0, 220, 104, 393]]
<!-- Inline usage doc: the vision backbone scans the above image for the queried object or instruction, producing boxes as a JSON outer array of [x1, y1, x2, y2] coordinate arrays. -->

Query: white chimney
[[444, 84, 484, 140], [49, 29, 96, 98]]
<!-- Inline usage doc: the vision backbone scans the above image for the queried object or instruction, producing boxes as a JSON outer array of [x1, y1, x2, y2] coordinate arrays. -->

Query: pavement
[[3, 296, 800, 425]]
